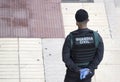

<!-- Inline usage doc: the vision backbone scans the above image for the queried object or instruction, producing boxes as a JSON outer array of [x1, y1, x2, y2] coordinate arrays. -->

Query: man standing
[[62, 9, 104, 82]]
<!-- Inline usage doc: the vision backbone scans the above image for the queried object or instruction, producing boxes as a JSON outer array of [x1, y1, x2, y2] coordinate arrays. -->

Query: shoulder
[[70, 29, 79, 34], [92, 30, 103, 44], [89, 29, 100, 36], [66, 29, 79, 37], [88, 29, 97, 33]]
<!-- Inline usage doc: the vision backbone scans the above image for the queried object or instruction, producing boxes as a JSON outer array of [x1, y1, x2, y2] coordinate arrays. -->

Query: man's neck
[[78, 25, 87, 29], [77, 22, 88, 29]]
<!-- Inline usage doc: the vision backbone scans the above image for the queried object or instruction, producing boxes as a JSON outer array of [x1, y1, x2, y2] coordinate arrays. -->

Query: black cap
[[75, 9, 88, 22]]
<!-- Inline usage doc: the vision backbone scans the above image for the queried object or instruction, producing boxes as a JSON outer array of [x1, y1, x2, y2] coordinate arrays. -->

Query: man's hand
[[80, 68, 91, 80]]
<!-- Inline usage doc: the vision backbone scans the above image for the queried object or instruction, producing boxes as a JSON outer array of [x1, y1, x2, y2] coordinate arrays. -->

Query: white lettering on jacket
[[75, 37, 93, 44]]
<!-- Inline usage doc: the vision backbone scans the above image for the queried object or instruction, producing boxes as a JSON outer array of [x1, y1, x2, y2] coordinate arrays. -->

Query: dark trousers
[[64, 69, 94, 82]]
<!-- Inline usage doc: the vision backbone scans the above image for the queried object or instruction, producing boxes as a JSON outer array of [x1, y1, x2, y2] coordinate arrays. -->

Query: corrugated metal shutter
[[62, 0, 94, 3], [0, 0, 64, 38]]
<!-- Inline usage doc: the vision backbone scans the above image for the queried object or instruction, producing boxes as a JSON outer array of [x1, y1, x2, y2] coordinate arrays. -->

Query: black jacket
[[62, 28, 104, 72]]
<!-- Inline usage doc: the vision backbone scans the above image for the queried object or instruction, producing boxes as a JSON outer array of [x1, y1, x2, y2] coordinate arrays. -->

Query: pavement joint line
[[41, 39, 46, 82], [18, 38, 21, 82]]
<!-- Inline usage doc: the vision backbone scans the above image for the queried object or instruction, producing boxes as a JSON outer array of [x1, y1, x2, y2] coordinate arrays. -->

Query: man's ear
[[84, 19, 89, 23], [76, 22, 79, 26], [87, 19, 89, 22]]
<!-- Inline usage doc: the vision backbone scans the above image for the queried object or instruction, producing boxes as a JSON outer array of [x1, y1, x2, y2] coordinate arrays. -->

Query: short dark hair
[[75, 9, 89, 22]]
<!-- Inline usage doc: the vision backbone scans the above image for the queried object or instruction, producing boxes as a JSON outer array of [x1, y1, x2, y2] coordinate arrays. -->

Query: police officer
[[62, 9, 104, 82]]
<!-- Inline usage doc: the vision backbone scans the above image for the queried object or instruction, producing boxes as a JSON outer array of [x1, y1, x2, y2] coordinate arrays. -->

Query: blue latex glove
[[80, 68, 91, 80]]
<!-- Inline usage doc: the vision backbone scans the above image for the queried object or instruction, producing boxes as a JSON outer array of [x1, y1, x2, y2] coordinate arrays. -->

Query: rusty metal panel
[[0, 0, 64, 38]]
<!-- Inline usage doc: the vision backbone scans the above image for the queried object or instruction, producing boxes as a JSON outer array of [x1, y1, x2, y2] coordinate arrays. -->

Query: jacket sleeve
[[62, 35, 81, 72], [88, 34, 104, 71]]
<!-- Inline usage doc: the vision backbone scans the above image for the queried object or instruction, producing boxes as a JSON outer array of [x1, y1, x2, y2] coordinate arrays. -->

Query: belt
[[76, 62, 90, 67]]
